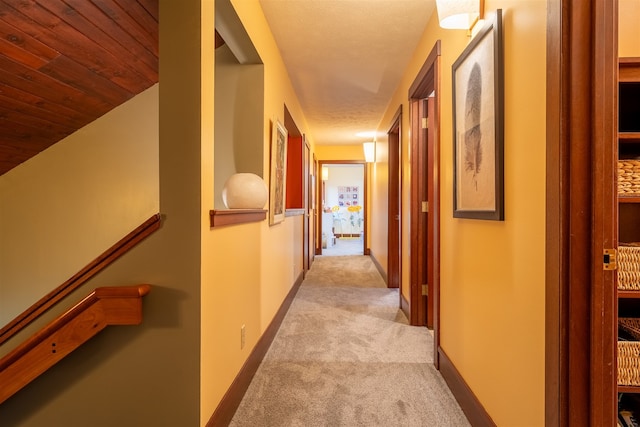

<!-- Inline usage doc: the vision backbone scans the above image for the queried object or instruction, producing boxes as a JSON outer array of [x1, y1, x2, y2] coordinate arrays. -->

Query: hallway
[[321, 237, 364, 256], [230, 255, 469, 426]]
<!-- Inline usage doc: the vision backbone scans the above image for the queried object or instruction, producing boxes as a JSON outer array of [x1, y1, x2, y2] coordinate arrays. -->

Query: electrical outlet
[[241, 325, 246, 349]]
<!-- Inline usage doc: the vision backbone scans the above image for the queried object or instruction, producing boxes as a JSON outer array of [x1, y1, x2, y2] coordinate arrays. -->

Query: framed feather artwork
[[452, 9, 504, 220]]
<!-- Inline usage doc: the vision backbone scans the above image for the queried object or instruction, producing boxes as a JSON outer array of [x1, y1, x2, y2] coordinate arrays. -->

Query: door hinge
[[422, 201, 429, 213], [422, 284, 428, 296], [604, 249, 617, 270], [422, 117, 428, 129]]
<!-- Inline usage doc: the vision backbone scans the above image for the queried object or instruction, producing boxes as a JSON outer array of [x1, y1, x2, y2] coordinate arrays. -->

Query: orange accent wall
[[315, 144, 365, 161], [286, 135, 304, 209]]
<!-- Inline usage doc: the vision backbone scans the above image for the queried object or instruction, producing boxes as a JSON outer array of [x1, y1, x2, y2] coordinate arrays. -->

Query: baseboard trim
[[368, 249, 387, 285], [400, 293, 410, 320], [438, 348, 496, 427], [206, 271, 305, 426]]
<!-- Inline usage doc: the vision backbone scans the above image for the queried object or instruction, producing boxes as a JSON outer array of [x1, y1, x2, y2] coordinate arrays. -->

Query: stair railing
[[0, 284, 151, 404], [0, 213, 161, 347]]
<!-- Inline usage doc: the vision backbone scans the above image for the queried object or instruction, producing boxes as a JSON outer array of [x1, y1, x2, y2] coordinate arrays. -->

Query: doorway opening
[[317, 161, 367, 257], [284, 106, 313, 274], [387, 106, 402, 289]]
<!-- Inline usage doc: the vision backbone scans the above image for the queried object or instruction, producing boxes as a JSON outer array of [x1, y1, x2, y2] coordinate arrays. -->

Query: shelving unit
[[617, 59, 640, 422]]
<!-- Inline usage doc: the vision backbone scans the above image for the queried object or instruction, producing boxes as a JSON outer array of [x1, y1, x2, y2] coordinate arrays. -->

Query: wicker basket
[[618, 160, 640, 196], [618, 244, 640, 290], [619, 318, 640, 386], [619, 341, 640, 386]]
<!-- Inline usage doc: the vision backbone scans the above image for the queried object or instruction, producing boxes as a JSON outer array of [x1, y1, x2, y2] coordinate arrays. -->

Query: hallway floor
[[321, 237, 364, 256], [230, 255, 470, 426]]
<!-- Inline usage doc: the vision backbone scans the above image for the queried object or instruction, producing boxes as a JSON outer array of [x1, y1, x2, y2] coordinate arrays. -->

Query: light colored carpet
[[230, 255, 470, 427], [321, 237, 364, 256]]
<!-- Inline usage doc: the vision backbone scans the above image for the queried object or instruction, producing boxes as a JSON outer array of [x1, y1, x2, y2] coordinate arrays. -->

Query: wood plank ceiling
[[0, 0, 158, 176]]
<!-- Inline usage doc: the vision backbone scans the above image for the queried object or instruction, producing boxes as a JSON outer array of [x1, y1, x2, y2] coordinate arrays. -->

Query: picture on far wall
[[452, 9, 504, 221], [269, 118, 288, 225], [338, 185, 358, 207]]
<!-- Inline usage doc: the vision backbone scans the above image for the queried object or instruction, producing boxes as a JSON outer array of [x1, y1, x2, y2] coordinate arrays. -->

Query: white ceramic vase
[[222, 173, 268, 209]]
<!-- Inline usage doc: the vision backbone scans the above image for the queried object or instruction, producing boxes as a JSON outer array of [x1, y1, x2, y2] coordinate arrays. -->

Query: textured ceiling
[[259, 0, 435, 146]]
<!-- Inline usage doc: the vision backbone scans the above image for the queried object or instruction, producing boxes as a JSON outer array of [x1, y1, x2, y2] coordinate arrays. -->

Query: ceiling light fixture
[[435, 0, 484, 32], [363, 142, 376, 163]]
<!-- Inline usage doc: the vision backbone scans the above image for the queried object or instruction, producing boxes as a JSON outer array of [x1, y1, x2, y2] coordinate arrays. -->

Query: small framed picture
[[269, 119, 288, 225]]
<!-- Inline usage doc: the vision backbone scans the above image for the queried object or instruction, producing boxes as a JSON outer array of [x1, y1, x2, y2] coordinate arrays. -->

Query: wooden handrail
[[0, 284, 151, 405], [0, 213, 161, 346]]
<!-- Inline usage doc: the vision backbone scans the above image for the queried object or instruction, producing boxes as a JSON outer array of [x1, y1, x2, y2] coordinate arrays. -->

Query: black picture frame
[[452, 9, 504, 220]]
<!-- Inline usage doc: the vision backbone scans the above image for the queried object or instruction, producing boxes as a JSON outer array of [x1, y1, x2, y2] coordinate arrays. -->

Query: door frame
[[408, 41, 441, 352], [303, 138, 312, 274], [316, 160, 368, 256], [545, 0, 618, 424], [387, 106, 402, 290], [408, 96, 428, 327], [309, 152, 317, 271]]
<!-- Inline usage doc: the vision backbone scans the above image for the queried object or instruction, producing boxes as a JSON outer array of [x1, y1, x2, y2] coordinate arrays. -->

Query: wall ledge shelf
[[285, 209, 305, 217], [209, 209, 267, 228]]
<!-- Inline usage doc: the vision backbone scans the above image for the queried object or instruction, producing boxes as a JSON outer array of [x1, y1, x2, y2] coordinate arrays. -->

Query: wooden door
[[425, 95, 436, 328], [411, 96, 435, 328], [408, 42, 440, 344], [411, 97, 429, 327], [410, 95, 441, 330], [545, 0, 618, 424]]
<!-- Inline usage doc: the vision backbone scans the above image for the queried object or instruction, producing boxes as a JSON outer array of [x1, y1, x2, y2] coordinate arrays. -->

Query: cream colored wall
[[201, 1, 273, 422], [201, 1, 314, 421], [200, 0, 219, 422], [374, 1, 546, 425], [292, 214, 304, 273], [369, 140, 388, 277], [442, 3, 546, 423], [620, 0, 640, 57], [0, 85, 159, 327], [230, 0, 314, 327], [213, 43, 264, 209], [372, 15, 469, 304]]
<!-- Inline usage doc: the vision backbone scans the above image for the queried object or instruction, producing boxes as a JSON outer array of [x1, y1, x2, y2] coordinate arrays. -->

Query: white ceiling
[[259, 0, 436, 146]]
